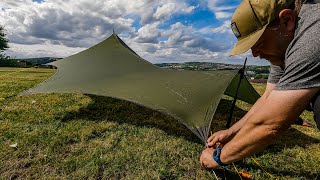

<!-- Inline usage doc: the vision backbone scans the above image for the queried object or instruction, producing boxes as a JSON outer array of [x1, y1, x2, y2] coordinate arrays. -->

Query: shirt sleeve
[[267, 65, 283, 84], [275, 54, 320, 90], [275, 6, 320, 90]]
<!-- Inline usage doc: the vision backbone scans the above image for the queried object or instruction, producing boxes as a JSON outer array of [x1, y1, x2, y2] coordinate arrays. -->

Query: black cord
[[226, 58, 247, 128]]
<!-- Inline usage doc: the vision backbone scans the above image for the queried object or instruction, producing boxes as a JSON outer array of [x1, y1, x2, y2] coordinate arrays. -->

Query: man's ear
[[279, 9, 297, 32]]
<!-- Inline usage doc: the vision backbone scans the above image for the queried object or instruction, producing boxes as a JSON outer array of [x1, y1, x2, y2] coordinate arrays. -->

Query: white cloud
[[135, 22, 161, 43], [207, 0, 238, 12], [153, 3, 176, 20], [123, 22, 235, 64], [212, 21, 232, 34], [6, 43, 85, 59], [0, 0, 33, 9], [207, 0, 239, 21], [146, 2, 196, 23], [215, 12, 233, 20], [1, 0, 201, 60], [0, 0, 197, 47], [0, 0, 268, 65], [182, 5, 196, 13], [0, 0, 136, 49]]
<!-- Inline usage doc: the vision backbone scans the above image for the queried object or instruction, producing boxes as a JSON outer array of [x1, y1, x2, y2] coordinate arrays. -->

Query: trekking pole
[[226, 58, 247, 128]]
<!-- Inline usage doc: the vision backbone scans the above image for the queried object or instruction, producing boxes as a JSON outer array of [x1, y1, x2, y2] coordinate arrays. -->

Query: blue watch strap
[[213, 148, 227, 169]]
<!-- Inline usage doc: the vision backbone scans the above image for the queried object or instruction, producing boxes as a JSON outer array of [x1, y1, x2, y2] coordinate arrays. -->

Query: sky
[[0, 0, 270, 65]]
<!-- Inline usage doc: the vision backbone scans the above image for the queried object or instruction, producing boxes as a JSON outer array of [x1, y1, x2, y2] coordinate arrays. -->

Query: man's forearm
[[201, 87, 319, 170], [218, 88, 318, 164], [220, 115, 287, 164], [229, 94, 268, 134]]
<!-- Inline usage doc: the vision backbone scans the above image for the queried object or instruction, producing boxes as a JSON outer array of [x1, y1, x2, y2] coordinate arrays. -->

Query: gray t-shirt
[[267, 1, 320, 128], [268, 2, 320, 89]]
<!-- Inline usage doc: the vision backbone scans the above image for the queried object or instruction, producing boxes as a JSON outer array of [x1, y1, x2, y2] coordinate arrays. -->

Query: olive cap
[[229, 0, 295, 56]]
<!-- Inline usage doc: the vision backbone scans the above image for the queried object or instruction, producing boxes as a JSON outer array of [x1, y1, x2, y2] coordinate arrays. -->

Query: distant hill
[[15, 57, 62, 65], [155, 62, 243, 70], [0, 57, 62, 68], [155, 62, 270, 80], [155, 62, 269, 71]]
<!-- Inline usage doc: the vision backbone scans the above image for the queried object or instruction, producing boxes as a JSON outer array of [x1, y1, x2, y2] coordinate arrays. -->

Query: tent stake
[[226, 58, 247, 128]]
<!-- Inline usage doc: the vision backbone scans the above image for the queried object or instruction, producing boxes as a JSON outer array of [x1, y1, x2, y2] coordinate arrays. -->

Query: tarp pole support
[[226, 58, 247, 128]]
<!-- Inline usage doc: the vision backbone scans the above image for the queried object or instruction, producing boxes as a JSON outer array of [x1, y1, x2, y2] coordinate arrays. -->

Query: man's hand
[[207, 129, 234, 148], [200, 148, 220, 169]]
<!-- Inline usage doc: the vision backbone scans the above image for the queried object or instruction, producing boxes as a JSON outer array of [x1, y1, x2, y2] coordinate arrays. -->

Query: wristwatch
[[213, 148, 227, 169]]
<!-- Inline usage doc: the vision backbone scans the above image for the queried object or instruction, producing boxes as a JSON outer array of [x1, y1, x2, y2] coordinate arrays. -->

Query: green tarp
[[23, 33, 260, 142]]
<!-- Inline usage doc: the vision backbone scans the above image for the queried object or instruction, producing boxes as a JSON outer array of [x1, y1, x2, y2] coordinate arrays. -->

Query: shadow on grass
[[58, 95, 319, 147], [211, 99, 248, 129], [269, 127, 320, 150], [59, 94, 202, 144], [213, 99, 320, 149], [56, 95, 319, 178]]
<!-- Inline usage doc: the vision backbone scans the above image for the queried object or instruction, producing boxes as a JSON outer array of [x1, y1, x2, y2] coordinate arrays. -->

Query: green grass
[[0, 67, 319, 179]]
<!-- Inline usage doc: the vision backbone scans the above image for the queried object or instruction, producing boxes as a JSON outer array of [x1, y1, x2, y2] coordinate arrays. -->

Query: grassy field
[[0, 67, 319, 179]]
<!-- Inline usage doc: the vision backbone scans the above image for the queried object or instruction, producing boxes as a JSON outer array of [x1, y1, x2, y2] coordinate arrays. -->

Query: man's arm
[[207, 83, 276, 147], [229, 83, 276, 134], [201, 87, 319, 168]]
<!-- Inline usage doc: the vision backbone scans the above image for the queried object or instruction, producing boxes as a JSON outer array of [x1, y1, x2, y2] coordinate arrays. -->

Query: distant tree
[[0, 25, 14, 66], [0, 25, 9, 53]]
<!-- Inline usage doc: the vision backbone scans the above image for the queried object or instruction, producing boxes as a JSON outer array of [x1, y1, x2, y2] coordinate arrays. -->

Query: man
[[200, 0, 320, 169]]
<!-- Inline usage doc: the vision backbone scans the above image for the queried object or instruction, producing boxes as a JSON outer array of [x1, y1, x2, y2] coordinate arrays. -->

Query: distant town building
[[246, 71, 256, 75]]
